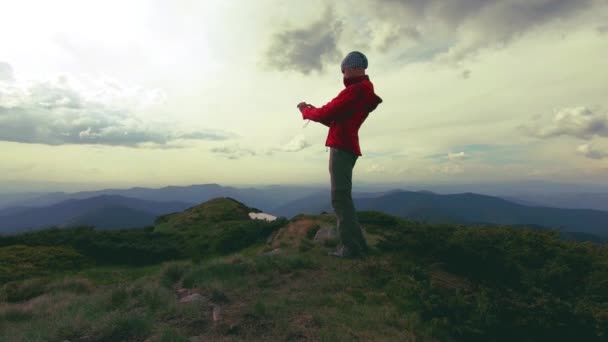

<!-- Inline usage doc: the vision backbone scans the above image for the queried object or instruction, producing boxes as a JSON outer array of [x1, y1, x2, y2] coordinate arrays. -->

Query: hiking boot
[[328, 245, 348, 258]]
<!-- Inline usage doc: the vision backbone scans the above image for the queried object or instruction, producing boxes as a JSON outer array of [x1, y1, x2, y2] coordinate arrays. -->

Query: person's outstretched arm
[[301, 85, 362, 124], [305, 105, 331, 127]]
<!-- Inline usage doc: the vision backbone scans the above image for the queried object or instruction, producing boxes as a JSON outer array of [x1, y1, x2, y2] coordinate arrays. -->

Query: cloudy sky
[[1, 0, 607, 191]]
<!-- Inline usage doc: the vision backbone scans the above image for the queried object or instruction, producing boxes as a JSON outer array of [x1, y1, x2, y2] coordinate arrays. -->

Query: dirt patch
[[270, 219, 321, 249]]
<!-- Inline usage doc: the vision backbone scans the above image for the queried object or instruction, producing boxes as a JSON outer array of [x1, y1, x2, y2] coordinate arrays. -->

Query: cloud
[[0, 70, 232, 147], [577, 143, 608, 159], [365, 163, 387, 173], [377, 25, 421, 53], [175, 131, 235, 141], [264, 7, 343, 74], [427, 151, 468, 161], [430, 164, 465, 175], [281, 134, 311, 152], [365, 0, 595, 62], [448, 151, 467, 161], [210, 145, 256, 160], [461, 69, 472, 79], [0, 62, 14, 82], [523, 106, 608, 139], [598, 24, 608, 34]]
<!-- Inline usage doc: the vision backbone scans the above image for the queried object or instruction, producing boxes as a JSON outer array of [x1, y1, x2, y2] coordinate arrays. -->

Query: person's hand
[[297, 102, 314, 120], [297, 102, 310, 112]]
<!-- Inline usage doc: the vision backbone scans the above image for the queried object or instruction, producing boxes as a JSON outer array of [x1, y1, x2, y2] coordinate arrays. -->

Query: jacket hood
[[367, 92, 383, 113], [358, 79, 383, 113]]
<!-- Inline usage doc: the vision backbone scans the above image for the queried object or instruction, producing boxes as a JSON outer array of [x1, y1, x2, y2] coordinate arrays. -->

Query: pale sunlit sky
[[1, 0, 607, 191]]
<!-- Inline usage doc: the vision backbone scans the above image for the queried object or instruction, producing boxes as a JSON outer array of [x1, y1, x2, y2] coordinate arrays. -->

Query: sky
[[1, 0, 607, 192]]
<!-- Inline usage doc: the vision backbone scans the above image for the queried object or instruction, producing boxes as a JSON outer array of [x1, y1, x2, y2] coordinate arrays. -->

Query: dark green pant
[[329, 147, 368, 254]]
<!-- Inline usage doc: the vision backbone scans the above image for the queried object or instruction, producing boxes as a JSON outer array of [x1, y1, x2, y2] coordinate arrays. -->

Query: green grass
[[0, 244, 418, 341], [1, 211, 607, 341]]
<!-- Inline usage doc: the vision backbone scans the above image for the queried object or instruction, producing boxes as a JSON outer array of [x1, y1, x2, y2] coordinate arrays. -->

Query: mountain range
[[0, 184, 323, 213], [272, 190, 608, 237], [1, 184, 607, 238], [0, 195, 193, 234]]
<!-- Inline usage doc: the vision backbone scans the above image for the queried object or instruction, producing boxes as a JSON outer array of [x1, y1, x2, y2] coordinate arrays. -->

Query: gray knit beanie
[[341, 51, 368, 72]]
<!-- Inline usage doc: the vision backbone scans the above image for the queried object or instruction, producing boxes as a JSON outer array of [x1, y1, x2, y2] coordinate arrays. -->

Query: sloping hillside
[[153, 197, 257, 233], [1, 200, 606, 341]]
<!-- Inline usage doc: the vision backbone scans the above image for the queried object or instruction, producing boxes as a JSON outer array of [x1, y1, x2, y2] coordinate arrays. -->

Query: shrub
[[46, 277, 95, 295], [159, 327, 189, 342], [1, 277, 48, 302], [376, 222, 608, 341], [0, 245, 86, 284], [97, 313, 153, 342]]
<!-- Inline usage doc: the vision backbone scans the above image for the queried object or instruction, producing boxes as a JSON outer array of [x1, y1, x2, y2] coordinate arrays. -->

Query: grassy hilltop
[[0, 198, 607, 341]]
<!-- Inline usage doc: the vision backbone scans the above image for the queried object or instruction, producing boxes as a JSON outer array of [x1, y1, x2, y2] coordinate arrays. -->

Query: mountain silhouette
[[274, 190, 608, 237], [0, 195, 193, 234]]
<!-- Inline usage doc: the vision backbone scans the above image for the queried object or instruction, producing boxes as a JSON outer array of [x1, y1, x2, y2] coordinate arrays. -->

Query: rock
[[213, 305, 221, 322], [180, 293, 204, 303], [313, 226, 338, 242]]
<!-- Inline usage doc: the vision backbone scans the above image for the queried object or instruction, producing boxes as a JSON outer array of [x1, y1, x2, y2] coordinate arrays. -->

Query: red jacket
[[302, 75, 382, 156]]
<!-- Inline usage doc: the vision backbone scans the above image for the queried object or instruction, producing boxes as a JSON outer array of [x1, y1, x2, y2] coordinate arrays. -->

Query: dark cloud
[[0, 74, 232, 147], [210, 146, 256, 160], [377, 25, 421, 53], [523, 107, 608, 139], [461, 69, 471, 79], [264, 7, 343, 74], [577, 143, 608, 159], [0, 62, 14, 82], [598, 24, 608, 34], [367, 0, 594, 61]]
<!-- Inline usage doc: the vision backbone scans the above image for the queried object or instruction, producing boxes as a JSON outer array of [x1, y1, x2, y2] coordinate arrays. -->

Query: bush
[[375, 222, 608, 341], [160, 327, 190, 342], [97, 313, 153, 341], [0, 245, 87, 284], [182, 259, 251, 288], [45, 277, 96, 296], [0, 227, 185, 268], [1, 277, 48, 302]]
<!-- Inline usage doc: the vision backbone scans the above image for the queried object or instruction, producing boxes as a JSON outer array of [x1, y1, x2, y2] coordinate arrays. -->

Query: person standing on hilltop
[[297, 51, 383, 258]]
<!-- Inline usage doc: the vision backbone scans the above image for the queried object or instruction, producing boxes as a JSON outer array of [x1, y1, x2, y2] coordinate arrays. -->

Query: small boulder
[[212, 305, 222, 322], [313, 225, 338, 242], [180, 293, 204, 303]]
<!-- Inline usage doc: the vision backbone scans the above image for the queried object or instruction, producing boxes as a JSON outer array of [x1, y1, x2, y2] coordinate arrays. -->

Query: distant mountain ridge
[[274, 190, 608, 237], [0, 184, 324, 213], [2, 186, 608, 239], [0, 195, 194, 234]]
